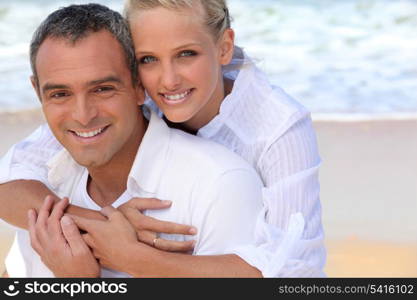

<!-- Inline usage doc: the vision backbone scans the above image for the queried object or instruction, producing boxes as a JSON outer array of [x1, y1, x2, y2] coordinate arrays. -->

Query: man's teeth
[[164, 90, 190, 101], [74, 127, 104, 138]]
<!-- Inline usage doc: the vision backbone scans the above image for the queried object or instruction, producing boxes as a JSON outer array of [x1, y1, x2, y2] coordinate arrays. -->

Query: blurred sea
[[0, 0, 416, 119]]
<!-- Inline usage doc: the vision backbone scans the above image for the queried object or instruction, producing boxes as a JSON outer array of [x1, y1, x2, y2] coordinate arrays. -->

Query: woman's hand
[[69, 207, 155, 274], [117, 198, 196, 252]]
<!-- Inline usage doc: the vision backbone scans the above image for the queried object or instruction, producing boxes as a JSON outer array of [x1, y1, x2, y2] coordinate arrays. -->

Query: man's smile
[[69, 125, 110, 140]]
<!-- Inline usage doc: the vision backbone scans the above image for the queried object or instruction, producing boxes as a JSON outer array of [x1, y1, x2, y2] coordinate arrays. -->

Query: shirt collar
[[197, 49, 257, 138], [47, 108, 171, 196], [47, 149, 85, 190], [127, 108, 171, 195]]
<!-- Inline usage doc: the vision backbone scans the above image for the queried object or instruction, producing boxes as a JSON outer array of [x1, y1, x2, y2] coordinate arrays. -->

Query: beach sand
[[314, 118, 417, 277], [0, 110, 416, 277]]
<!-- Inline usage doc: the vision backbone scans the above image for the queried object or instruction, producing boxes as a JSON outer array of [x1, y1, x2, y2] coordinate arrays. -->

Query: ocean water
[[0, 0, 416, 118]]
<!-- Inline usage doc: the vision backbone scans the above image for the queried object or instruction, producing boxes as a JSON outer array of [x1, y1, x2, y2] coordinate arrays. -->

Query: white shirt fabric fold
[[5, 110, 264, 277], [0, 51, 325, 277]]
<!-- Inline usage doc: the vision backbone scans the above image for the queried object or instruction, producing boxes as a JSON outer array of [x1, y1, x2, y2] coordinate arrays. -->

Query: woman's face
[[129, 5, 234, 131]]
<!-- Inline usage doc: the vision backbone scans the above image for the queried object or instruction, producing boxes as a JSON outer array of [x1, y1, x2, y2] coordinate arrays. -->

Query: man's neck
[[86, 117, 148, 208], [87, 168, 129, 208]]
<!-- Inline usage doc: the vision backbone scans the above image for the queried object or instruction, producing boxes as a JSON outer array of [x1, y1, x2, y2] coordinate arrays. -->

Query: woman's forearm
[[0, 180, 52, 228], [0, 180, 105, 229], [128, 246, 262, 278]]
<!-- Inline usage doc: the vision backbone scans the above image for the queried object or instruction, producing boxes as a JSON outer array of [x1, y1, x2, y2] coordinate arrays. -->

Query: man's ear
[[136, 81, 146, 106], [30, 75, 42, 102], [218, 28, 235, 66]]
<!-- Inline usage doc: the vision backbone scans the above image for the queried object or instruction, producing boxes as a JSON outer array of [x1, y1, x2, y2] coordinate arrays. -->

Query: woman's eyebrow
[[135, 43, 202, 56], [172, 43, 201, 51]]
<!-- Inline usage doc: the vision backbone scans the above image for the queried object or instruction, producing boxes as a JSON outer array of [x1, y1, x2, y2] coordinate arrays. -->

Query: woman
[[0, 0, 325, 277]]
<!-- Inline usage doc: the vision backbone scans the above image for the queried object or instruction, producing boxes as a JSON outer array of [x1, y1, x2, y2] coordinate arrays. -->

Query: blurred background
[[0, 0, 416, 277]]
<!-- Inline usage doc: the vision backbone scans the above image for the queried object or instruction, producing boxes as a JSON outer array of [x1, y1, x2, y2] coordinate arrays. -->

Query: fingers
[[118, 198, 197, 235], [135, 229, 196, 253], [135, 229, 157, 246], [48, 198, 70, 241], [81, 233, 95, 249], [37, 195, 55, 227], [153, 238, 196, 253], [68, 214, 97, 233], [120, 206, 197, 236], [50, 197, 69, 221], [28, 209, 42, 254], [100, 206, 118, 219], [27, 208, 37, 230], [28, 197, 69, 255], [61, 216, 91, 256], [138, 215, 197, 236], [120, 198, 172, 212]]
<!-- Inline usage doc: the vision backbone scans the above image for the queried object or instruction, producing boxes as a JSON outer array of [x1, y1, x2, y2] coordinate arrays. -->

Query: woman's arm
[[71, 169, 264, 277], [0, 125, 103, 227], [0, 180, 105, 229], [71, 207, 262, 277], [0, 125, 193, 252], [242, 114, 326, 277], [127, 246, 262, 278]]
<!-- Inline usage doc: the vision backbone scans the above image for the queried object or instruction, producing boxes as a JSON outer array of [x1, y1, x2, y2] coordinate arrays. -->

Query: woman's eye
[[139, 56, 157, 64], [179, 50, 197, 58]]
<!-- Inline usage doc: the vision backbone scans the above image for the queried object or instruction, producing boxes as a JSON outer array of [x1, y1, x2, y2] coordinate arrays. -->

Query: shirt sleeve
[[193, 168, 263, 256], [5, 233, 29, 277], [6, 230, 55, 277], [0, 124, 62, 185], [231, 113, 326, 277]]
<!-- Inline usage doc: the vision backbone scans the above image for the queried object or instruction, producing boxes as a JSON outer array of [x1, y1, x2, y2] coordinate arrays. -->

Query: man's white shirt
[[5, 110, 263, 277]]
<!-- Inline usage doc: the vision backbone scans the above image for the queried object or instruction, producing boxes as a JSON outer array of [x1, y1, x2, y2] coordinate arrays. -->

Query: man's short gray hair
[[30, 3, 138, 86]]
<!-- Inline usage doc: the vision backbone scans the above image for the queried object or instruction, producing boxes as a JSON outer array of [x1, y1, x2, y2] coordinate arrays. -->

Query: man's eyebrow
[[88, 76, 122, 86], [42, 83, 69, 94], [41, 76, 123, 94]]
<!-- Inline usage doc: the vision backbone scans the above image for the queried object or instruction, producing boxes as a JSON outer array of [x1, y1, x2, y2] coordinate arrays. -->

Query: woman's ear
[[218, 28, 235, 65]]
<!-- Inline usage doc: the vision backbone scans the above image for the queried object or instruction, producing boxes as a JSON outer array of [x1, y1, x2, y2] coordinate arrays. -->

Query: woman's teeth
[[164, 90, 190, 101]]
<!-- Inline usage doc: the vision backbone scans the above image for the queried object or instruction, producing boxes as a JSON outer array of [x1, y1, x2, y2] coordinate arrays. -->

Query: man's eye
[[95, 86, 114, 93], [50, 92, 69, 99], [139, 56, 157, 64], [179, 50, 197, 58]]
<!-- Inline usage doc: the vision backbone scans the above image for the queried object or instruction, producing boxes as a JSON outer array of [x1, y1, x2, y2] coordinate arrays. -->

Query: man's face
[[33, 30, 144, 169]]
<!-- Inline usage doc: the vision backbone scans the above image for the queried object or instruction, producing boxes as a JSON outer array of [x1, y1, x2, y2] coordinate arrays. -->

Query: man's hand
[[69, 207, 152, 274], [117, 198, 196, 252], [28, 196, 100, 278]]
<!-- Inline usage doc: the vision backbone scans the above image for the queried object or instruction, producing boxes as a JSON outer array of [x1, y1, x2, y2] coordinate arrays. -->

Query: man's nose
[[71, 96, 98, 126]]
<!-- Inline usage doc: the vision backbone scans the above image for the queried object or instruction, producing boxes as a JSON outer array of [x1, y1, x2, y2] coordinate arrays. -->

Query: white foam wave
[[0, 0, 416, 118]]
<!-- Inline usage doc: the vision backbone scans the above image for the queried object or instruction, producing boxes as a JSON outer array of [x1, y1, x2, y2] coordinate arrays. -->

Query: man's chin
[[72, 154, 107, 169]]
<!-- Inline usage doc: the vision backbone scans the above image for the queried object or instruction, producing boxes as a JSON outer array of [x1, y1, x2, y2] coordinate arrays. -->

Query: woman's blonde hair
[[124, 0, 231, 41]]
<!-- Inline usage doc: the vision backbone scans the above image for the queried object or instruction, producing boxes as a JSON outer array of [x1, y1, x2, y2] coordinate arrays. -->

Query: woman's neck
[[171, 77, 235, 135]]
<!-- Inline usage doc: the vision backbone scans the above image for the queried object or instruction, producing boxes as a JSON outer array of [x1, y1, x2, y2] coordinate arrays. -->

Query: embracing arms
[[0, 180, 105, 228], [0, 128, 262, 277]]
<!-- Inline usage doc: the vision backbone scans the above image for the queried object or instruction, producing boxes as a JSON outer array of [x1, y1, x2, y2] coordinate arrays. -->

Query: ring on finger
[[152, 233, 160, 248]]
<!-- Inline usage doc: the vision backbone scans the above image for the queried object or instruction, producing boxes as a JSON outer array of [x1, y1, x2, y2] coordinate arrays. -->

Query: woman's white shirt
[[197, 53, 325, 276]]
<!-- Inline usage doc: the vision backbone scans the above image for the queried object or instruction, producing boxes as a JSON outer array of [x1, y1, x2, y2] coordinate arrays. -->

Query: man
[[4, 4, 263, 277]]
